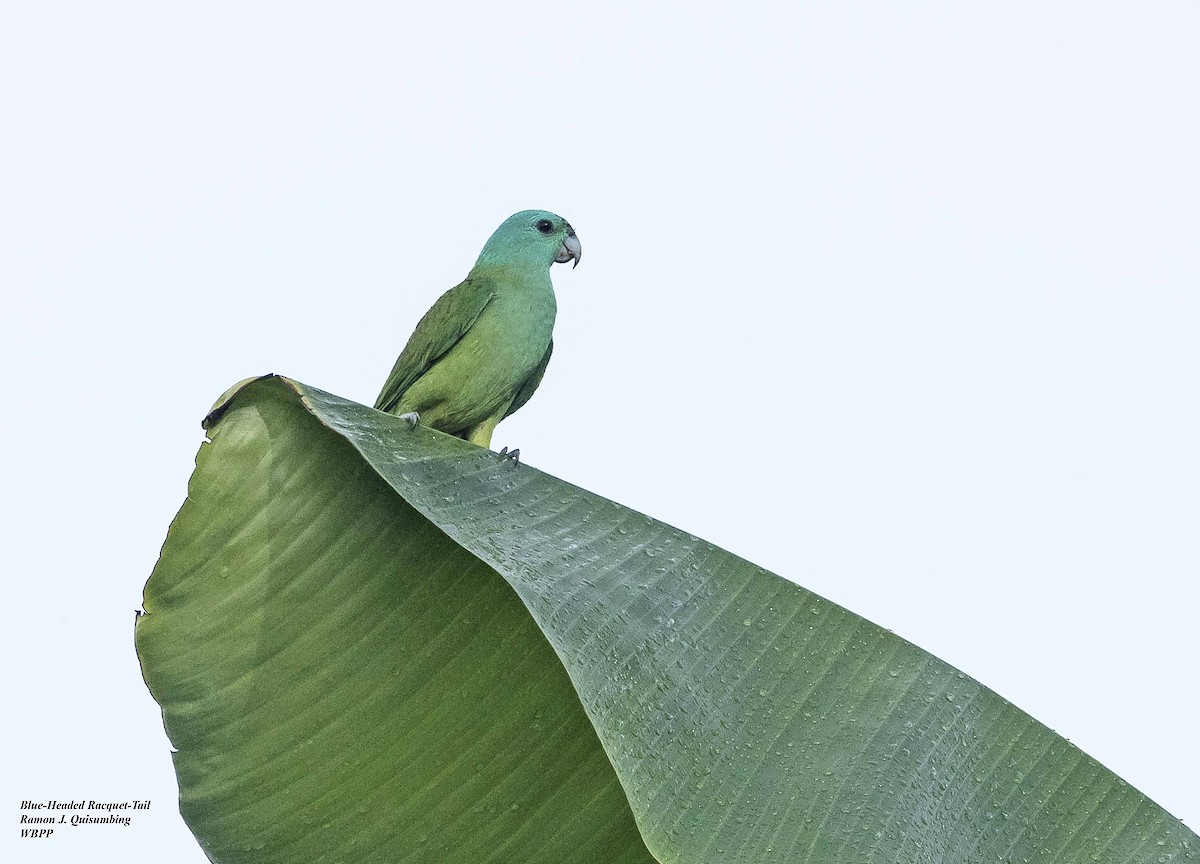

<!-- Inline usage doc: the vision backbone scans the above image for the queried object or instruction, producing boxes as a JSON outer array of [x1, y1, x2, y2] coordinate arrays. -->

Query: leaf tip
[[202, 373, 289, 431]]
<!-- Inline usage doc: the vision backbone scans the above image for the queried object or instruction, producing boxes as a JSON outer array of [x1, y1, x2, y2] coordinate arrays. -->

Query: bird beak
[[555, 233, 582, 268]]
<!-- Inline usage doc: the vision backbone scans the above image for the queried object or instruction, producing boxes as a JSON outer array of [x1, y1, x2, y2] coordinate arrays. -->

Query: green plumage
[[375, 210, 580, 448]]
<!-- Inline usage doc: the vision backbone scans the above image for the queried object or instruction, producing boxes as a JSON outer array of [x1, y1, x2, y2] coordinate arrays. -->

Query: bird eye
[[535, 219, 554, 234]]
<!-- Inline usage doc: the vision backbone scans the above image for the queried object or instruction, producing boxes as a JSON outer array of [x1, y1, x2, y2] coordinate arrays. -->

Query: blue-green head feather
[[472, 209, 581, 272]]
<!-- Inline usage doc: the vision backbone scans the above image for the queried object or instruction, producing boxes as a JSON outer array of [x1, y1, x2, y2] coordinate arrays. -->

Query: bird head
[[474, 210, 581, 272]]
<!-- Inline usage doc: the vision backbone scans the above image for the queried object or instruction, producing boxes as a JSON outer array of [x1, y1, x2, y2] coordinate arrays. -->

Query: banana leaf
[[136, 375, 1196, 863]]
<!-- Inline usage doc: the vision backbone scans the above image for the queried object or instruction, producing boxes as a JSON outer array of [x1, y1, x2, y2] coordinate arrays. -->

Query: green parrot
[[374, 210, 581, 457]]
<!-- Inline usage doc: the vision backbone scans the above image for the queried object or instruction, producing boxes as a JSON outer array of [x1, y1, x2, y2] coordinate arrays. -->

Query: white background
[[2, 3, 1197, 861]]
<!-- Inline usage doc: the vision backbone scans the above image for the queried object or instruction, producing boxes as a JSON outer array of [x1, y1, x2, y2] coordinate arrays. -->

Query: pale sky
[[2, 3, 1197, 861]]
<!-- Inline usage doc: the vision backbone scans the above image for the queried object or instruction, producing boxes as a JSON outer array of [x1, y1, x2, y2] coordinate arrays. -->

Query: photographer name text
[[18, 799, 151, 838]]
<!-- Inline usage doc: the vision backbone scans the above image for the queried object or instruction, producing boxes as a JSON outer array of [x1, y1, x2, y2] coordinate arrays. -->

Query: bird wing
[[374, 276, 495, 413], [503, 339, 553, 419]]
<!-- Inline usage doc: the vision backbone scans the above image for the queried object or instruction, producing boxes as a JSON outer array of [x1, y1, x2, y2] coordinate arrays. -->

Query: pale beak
[[555, 232, 582, 268]]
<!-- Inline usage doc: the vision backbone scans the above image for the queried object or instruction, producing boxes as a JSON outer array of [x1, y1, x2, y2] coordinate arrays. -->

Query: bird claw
[[397, 412, 420, 430], [498, 446, 521, 465]]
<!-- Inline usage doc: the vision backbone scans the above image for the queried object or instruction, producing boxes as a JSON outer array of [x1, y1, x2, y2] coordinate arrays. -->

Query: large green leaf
[[138, 375, 1196, 863]]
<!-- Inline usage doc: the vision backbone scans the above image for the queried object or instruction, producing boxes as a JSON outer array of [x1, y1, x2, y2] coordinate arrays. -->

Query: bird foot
[[397, 412, 420, 430], [498, 446, 521, 465]]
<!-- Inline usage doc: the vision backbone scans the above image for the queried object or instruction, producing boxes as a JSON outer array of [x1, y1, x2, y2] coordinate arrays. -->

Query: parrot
[[374, 210, 581, 459]]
